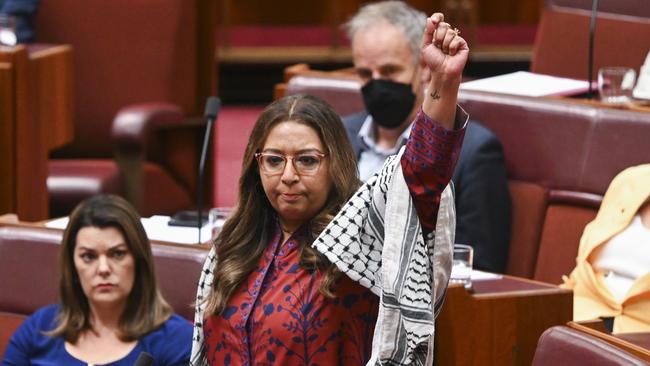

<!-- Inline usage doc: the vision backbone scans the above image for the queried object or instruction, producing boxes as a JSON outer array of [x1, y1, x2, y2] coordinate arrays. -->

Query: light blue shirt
[[357, 115, 412, 181]]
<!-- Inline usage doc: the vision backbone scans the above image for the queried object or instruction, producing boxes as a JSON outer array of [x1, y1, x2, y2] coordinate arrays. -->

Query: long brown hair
[[47, 194, 173, 342], [205, 94, 360, 315]]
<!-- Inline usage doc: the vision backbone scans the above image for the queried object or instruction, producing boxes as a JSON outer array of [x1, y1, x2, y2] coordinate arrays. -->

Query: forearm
[[401, 108, 466, 232], [422, 73, 461, 130]]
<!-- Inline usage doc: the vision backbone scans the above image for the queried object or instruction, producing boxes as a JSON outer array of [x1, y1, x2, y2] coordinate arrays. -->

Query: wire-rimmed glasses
[[255, 152, 327, 175]]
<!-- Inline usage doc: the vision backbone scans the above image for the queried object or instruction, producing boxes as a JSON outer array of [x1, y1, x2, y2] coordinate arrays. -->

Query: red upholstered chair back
[[532, 326, 649, 365], [0, 312, 28, 359], [150, 244, 208, 320], [507, 181, 548, 278], [34, 0, 202, 159], [0, 226, 61, 315], [276, 64, 365, 117], [284, 75, 365, 117], [33, 0, 216, 217], [459, 90, 650, 283], [458, 91, 598, 280], [532, 0, 650, 80]]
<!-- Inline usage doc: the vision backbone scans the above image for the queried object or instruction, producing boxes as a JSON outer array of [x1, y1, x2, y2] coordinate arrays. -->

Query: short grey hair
[[344, 1, 427, 63]]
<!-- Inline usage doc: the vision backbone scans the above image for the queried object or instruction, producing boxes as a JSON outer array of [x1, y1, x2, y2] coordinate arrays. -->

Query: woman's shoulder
[[23, 303, 61, 329], [4, 304, 63, 360], [140, 313, 193, 363], [159, 313, 193, 334], [141, 313, 192, 343]]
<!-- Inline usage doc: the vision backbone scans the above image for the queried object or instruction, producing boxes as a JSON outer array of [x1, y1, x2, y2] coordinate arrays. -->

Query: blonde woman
[[563, 164, 650, 332]]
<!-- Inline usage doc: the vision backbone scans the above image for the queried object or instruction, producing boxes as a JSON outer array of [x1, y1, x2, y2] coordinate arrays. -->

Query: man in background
[[0, 0, 39, 43], [343, 0, 512, 273]]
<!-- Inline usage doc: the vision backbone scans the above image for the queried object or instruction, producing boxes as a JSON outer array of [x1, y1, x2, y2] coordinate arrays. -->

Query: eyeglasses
[[255, 152, 327, 175]]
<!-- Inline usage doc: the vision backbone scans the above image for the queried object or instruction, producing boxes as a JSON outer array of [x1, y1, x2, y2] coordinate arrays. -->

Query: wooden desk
[[0, 44, 73, 220], [547, 94, 650, 113], [435, 275, 573, 366]]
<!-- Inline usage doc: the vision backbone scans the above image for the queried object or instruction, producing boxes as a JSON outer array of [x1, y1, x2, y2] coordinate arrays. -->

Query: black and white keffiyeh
[[190, 149, 455, 365]]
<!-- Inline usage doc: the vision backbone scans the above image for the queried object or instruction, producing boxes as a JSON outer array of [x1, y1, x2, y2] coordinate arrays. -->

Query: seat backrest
[[0, 226, 61, 314], [34, 0, 215, 158], [533, 326, 649, 365], [150, 244, 207, 320], [459, 90, 650, 283], [534, 192, 600, 282], [0, 312, 28, 359], [284, 74, 365, 117], [276, 64, 365, 117], [531, 0, 650, 80], [458, 91, 599, 281], [0, 224, 208, 320], [507, 181, 548, 278]]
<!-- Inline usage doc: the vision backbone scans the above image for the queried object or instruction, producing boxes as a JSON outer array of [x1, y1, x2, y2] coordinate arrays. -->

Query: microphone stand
[[167, 97, 220, 244], [588, 0, 600, 98], [133, 352, 154, 366], [197, 97, 221, 244]]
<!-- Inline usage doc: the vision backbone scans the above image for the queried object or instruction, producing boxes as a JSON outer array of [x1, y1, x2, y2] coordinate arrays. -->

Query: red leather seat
[[532, 0, 650, 80], [34, 0, 216, 217], [457, 90, 650, 283], [0, 312, 27, 358], [532, 326, 649, 365]]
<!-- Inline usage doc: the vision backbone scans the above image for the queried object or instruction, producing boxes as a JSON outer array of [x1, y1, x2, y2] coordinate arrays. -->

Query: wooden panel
[[14, 47, 47, 221], [435, 278, 573, 365], [197, 0, 218, 105], [0, 63, 15, 215], [219, 0, 540, 26], [30, 45, 74, 150], [0, 45, 74, 220]]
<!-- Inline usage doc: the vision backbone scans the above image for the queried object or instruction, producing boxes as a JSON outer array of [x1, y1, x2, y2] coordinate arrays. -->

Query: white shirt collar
[[357, 115, 412, 155]]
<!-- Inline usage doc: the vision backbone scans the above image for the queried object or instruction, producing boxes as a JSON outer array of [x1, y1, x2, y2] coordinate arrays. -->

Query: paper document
[[460, 71, 590, 97], [45, 215, 211, 245], [471, 270, 503, 281]]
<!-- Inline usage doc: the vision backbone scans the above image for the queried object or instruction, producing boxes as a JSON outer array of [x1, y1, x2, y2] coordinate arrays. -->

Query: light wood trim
[[567, 321, 650, 361], [0, 44, 74, 220]]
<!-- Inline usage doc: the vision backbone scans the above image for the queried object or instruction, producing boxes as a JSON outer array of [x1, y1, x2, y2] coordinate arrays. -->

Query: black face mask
[[361, 79, 416, 129]]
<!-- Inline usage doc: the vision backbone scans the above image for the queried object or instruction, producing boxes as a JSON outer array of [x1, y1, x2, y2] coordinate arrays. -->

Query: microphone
[[133, 352, 154, 366], [197, 96, 221, 244], [587, 0, 600, 97], [168, 96, 221, 243]]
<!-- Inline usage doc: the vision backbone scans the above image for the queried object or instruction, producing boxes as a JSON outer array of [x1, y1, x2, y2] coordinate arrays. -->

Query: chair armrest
[[111, 103, 206, 213], [111, 103, 189, 150]]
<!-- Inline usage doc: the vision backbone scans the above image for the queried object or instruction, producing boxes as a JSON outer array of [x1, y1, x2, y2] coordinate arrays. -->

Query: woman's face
[[259, 121, 333, 233], [73, 226, 135, 311]]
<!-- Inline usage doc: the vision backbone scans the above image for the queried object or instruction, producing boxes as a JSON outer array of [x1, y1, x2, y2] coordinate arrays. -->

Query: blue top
[[2, 304, 192, 366]]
